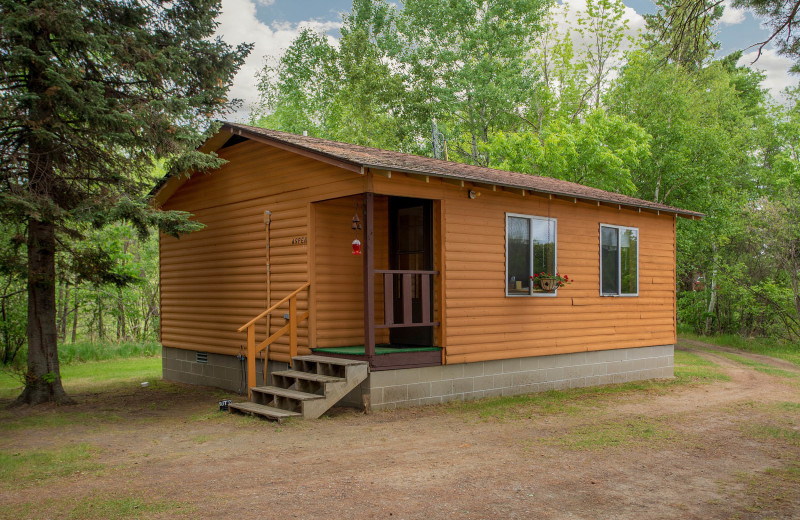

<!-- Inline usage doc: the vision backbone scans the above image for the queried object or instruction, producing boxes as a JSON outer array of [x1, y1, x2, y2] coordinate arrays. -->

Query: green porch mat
[[312, 345, 441, 355]]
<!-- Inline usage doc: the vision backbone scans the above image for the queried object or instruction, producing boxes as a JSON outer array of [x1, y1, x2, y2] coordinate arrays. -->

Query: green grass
[[712, 352, 800, 380], [0, 409, 124, 432], [0, 443, 103, 487], [679, 330, 800, 367], [2, 494, 189, 520], [58, 340, 160, 364], [673, 350, 732, 382], [730, 463, 800, 517], [742, 423, 800, 446], [0, 357, 161, 399], [542, 417, 672, 450]]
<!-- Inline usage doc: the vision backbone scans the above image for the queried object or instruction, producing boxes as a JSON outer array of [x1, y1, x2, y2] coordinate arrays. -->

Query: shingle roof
[[221, 122, 704, 218]]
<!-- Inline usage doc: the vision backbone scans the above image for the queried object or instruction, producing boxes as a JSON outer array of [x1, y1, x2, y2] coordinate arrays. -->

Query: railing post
[[421, 273, 431, 324], [247, 325, 256, 396], [289, 296, 298, 365], [363, 192, 376, 358]]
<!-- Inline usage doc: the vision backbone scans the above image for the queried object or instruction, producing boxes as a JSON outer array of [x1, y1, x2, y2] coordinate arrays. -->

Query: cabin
[[151, 122, 702, 419]]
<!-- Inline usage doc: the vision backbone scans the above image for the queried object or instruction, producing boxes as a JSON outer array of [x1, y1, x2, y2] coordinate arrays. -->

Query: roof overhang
[[150, 123, 704, 220]]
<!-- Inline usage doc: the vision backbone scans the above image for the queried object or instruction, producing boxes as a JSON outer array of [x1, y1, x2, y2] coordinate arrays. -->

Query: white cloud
[[738, 49, 797, 101], [719, 1, 746, 26], [550, 0, 646, 82], [556, 0, 646, 46], [214, 0, 341, 122]]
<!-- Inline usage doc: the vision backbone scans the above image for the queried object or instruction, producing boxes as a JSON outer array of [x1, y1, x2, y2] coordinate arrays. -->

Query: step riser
[[272, 375, 325, 395], [293, 359, 347, 379]]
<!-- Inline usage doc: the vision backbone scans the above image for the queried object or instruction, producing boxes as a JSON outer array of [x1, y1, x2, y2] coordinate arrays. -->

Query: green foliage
[[57, 341, 160, 365], [0, 0, 247, 402], [254, 1, 411, 151], [396, 0, 550, 165], [645, 0, 723, 68], [484, 109, 648, 193], [255, 0, 551, 165]]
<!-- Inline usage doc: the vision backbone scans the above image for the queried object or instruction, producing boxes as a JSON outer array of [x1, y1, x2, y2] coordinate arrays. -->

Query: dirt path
[[678, 338, 800, 373], [1, 342, 799, 520]]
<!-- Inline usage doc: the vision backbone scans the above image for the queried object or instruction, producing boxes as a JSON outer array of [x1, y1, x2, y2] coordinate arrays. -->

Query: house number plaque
[[291, 236, 308, 246]]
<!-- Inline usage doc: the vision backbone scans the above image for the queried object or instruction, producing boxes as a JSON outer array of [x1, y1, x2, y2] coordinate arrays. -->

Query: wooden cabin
[[151, 123, 702, 414]]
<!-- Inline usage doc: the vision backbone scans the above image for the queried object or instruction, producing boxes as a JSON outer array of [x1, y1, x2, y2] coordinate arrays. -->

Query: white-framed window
[[506, 213, 557, 297], [600, 224, 639, 296]]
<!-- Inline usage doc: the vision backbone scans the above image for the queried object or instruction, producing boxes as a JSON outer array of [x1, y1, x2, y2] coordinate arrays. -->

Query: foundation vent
[[196, 352, 208, 364]]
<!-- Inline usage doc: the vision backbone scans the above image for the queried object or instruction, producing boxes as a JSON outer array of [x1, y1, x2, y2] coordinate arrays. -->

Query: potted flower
[[530, 272, 572, 292]]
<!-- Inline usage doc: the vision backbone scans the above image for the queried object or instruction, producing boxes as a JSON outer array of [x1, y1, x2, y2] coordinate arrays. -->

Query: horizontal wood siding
[[371, 172, 677, 365], [160, 140, 363, 362], [161, 140, 677, 366]]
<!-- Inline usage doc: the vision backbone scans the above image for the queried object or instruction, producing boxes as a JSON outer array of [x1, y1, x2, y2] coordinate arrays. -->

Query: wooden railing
[[375, 270, 439, 328], [237, 281, 310, 395]]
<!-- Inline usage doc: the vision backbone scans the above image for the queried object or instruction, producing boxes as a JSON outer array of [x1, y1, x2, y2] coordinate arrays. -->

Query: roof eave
[[361, 163, 704, 219]]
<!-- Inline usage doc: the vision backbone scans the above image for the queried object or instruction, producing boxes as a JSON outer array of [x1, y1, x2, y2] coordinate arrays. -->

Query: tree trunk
[[13, 220, 72, 405], [117, 288, 126, 341], [71, 294, 78, 343], [59, 283, 71, 340], [56, 283, 64, 340], [704, 244, 718, 335], [97, 294, 104, 341]]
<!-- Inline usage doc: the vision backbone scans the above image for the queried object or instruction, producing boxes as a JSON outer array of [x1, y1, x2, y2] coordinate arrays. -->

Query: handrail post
[[247, 325, 256, 396], [289, 296, 298, 366]]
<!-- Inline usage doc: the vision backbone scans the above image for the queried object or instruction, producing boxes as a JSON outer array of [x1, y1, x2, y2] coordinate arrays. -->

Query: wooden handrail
[[374, 269, 439, 275], [237, 281, 310, 332], [239, 281, 310, 395]]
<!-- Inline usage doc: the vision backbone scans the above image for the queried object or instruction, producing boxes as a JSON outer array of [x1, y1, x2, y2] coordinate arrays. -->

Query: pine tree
[[0, 0, 250, 404]]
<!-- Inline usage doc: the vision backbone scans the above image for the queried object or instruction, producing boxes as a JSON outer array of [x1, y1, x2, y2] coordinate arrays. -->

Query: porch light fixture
[[468, 189, 479, 199]]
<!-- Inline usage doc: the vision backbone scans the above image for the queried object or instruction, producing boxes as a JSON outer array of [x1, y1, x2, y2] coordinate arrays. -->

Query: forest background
[[2, 0, 799, 373]]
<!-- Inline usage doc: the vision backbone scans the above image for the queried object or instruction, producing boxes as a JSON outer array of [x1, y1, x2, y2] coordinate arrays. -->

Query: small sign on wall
[[291, 236, 308, 246]]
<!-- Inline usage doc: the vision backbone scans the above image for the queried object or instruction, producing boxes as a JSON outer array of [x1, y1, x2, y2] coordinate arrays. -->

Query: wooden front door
[[389, 197, 434, 346]]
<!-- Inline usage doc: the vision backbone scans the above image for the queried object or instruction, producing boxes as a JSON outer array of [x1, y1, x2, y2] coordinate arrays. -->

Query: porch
[[312, 192, 443, 370]]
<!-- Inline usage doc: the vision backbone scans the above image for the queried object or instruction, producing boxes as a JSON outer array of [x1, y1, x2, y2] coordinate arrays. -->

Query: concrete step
[[251, 386, 324, 401], [229, 402, 301, 423], [293, 355, 369, 366], [272, 370, 345, 384]]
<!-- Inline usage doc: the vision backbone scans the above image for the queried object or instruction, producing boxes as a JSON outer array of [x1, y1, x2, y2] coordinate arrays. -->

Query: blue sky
[[216, 0, 795, 120]]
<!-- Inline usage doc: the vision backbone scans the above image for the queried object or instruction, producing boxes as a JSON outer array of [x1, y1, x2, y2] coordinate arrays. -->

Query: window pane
[[507, 217, 531, 294], [620, 228, 638, 294], [532, 219, 556, 292], [601, 227, 619, 294]]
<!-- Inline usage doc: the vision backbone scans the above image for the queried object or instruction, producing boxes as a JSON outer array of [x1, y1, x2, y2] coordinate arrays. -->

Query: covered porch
[[311, 192, 444, 370]]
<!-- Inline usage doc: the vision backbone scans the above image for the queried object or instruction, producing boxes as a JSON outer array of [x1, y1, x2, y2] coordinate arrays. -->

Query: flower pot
[[539, 277, 559, 292]]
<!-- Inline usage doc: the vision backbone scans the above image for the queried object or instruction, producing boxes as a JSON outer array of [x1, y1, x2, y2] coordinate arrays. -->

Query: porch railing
[[375, 270, 439, 328], [237, 281, 310, 395]]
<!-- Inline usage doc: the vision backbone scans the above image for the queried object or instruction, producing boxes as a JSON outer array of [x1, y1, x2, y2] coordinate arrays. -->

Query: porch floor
[[312, 344, 441, 356], [310, 344, 442, 370]]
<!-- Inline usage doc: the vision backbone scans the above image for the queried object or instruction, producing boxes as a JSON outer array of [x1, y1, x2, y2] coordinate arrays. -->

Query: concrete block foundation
[[162, 344, 674, 409], [162, 347, 288, 394]]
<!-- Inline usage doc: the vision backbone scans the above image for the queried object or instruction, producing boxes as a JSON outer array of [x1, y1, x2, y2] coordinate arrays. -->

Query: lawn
[[0, 357, 161, 400], [679, 329, 800, 367]]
